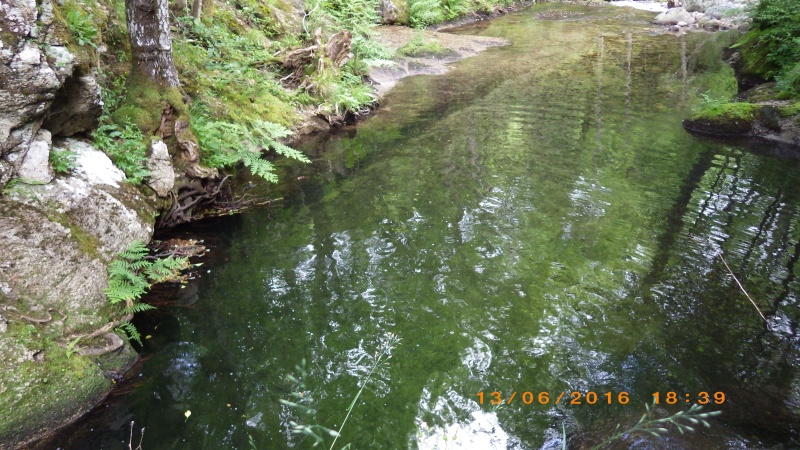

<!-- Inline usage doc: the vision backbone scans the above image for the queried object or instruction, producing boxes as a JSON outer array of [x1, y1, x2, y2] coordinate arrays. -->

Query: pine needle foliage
[[192, 115, 310, 182]]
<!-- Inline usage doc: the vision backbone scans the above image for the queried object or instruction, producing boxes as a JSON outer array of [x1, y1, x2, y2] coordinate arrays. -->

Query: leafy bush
[[409, 0, 446, 28], [49, 148, 78, 175], [736, 0, 800, 96], [92, 122, 150, 184], [192, 115, 310, 182]]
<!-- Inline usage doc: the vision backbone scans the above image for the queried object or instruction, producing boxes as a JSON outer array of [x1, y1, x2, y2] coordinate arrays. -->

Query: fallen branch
[[718, 253, 767, 323]]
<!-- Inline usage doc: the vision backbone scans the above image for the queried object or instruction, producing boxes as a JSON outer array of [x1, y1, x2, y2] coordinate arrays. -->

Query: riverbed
[[58, 3, 800, 449]]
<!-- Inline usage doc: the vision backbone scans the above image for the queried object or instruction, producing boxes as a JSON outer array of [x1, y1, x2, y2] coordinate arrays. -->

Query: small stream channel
[[59, 4, 800, 449]]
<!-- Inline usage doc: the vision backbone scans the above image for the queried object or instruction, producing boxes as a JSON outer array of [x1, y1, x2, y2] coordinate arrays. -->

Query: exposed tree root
[[2, 306, 55, 324], [156, 176, 229, 229]]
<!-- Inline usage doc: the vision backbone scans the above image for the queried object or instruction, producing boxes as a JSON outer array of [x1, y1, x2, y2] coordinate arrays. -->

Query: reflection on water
[[61, 3, 800, 449]]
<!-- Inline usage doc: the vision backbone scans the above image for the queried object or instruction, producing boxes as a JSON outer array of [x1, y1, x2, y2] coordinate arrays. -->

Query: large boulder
[[0, 0, 78, 188], [654, 7, 696, 25], [0, 138, 155, 448]]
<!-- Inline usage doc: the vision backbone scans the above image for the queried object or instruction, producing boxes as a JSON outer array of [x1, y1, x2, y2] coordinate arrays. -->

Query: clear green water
[[63, 4, 800, 449]]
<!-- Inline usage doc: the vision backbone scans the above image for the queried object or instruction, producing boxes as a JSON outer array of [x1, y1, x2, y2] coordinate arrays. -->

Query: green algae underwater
[[57, 4, 800, 449]]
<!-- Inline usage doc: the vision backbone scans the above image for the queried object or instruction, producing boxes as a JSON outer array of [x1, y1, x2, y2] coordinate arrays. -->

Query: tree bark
[[191, 0, 202, 19], [126, 0, 180, 87], [202, 0, 214, 18]]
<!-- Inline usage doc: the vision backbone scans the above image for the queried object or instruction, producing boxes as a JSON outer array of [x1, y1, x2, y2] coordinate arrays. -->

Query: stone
[[1, 0, 78, 180], [57, 138, 125, 187], [379, 0, 399, 24], [146, 140, 176, 197], [43, 76, 103, 137], [654, 7, 696, 25], [17, 129, 53, 183], [677, 21, 689, 27], [683, 0, 757, 22]]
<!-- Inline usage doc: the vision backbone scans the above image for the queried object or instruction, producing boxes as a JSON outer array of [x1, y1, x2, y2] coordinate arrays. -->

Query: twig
[[717, 253, 767, 322]]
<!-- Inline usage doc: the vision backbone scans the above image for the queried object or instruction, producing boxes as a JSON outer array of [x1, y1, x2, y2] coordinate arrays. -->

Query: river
[[59, 3, 800, 449]]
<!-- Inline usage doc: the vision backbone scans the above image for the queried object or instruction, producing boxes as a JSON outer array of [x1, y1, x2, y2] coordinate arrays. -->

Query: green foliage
[[115, 322, 144, 346], [409, 0, 446, 28], [92, 122, 150, 184], [1, 178, 47, 196], [64, 8, 98, 48], [49, 148, 78, 175], [307, 70, 377, 117], [172, 15, 297, 127], [105, 241, 189, 343], [589, 400, 721, 449], [736, 0, 800, 96], [105, 240, 189, 305], [192, 115, 310, 182]]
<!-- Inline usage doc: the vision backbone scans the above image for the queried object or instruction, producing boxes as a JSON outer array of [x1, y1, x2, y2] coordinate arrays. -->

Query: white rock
[[654, 7, 696, 25], [15, 45, 40, 65], [677, 20, 689, 26], [60, 139, 126, 187], [146, 140, 175, 197], [17, 129, 53, 183]]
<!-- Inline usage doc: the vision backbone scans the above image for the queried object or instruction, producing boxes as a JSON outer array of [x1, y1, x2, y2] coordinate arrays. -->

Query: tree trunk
[[191, 0, 202, 19], [126, 0, 180, 87], [122, 0, 217, 196], [201, 0, 214, 18]]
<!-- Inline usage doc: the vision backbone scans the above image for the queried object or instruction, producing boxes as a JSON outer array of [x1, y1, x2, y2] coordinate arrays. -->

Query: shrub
[[736, 0, 800, 96]]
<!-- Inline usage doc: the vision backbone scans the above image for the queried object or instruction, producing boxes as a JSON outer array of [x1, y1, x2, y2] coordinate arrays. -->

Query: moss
[[684, 102, 761, 136], [777, 101, 800, 117], [397, 37, 458, 58], [44, 212, 102, 260], [0, 324, 114, 446], [691, 102, 761, 122]]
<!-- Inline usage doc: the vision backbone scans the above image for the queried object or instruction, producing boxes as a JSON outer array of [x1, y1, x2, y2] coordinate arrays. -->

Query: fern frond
[[240, 150, 279, 183], [252, 120, 294, 140], [269, 140, 311, 162], [123, 302, 156, 315], [118, 240, 149, 260], [116, 321, 143, 345]]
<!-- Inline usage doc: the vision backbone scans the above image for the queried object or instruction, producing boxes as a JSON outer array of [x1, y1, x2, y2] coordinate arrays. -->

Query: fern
[[105, 240, 189, 307], [192, 115, 310, 182], [409, 0, 445, 28], [116, 321, 143, 345], [123, 302, 157, 315]]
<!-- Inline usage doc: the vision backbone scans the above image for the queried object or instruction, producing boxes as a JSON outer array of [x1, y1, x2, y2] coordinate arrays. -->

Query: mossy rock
[[684, 102, 760, 136], [0, 325, 135, 448], [397, 39, 459, 58]]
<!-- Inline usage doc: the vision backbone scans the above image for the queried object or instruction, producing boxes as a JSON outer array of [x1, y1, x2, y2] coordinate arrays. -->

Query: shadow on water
[[55, 3, 799, 450]]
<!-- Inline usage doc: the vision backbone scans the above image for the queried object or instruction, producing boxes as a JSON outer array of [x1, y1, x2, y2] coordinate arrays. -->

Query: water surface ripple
[[66, 4, 800, 449]]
